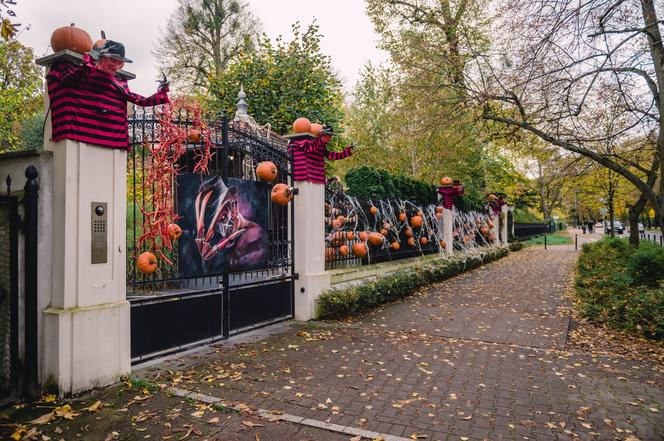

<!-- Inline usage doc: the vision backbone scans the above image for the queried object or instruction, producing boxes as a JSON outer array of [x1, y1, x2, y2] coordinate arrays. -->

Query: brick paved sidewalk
[[3, 246, 662, 440], [150, 247, 663, 440]]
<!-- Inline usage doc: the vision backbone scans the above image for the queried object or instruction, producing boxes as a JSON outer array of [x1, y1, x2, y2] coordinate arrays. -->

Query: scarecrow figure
[[46, 40, 169, 150], [487, 193, 507, 216], [437, 177, 464, 209], [287, 125, 353, 184]]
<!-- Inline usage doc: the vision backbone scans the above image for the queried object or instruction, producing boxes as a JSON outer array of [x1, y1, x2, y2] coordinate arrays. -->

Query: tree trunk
[[628, 194, 648, 247], [608, 189, 615, 238]]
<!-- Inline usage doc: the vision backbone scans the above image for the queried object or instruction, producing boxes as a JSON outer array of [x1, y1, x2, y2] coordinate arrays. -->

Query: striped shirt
[[46, 55, 169, 150], [437, 185, 464, 209], [288, 136, 353, 184]]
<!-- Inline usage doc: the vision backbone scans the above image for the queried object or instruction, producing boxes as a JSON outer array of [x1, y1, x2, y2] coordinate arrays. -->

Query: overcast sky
[[14, 0, 389, 98]]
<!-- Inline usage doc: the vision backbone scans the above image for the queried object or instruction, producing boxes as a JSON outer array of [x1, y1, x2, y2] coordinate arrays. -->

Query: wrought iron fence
[[324, 184, 498, 270], [0, 195, 18, 405], [126, 107, 293, 293], [514, 222, 550, 241]]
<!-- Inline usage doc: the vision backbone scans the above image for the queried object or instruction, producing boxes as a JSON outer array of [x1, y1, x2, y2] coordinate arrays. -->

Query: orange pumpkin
[[440, 176, 453, 186], [404, 228, 413, 238], [398, 212, 407, 222], [369, 206, 378, 216], [93, 30, 107, 49], [487, 220, 494, 228], [271, 183, 293, 206], [419, 236, 429, 246], [410, 216, 423, 228], [407, 237, 416, 247], [480, 227, 489, 236], [332, 219, 341, 229], [439, 239, 446, 249], [50, 24, 93, 54], [380, 228, 388, 236], [352, 243, 367, 257], [488, 194, 498, 201], [489, 234, 496, 242], [336, 215, 346, 226], [390, 241, 400, 250], [339, 245, 350, 256], [136, 252, 158, 274], [188, 129, 202, 143], [293, 117, 311, 133], [167, 223, 182, 240], [359, 231, 368, 241], [368, 232, 385, 246], [310, 123, 323, 136], [346, 231, 355, 241], [256, 161, 278, 182], [325, 247, 336, 261]]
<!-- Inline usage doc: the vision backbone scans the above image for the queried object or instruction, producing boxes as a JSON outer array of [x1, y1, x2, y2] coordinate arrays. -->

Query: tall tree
[[462, 0, 664, 235], [0, 39, 41, 151], [208, 22, 345, 137], [154, 0, 260, 92], [1, 0, 19, 40]]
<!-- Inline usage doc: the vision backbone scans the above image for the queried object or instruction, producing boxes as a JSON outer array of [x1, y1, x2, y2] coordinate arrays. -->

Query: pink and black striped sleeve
[[46, 55, 95, 86], [326, 146, 353, 160], [123, 87, 170, 107]]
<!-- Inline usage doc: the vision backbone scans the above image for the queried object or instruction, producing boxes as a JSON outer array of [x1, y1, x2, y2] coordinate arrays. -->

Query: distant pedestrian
[[582, 224, 586, 234], [587, 221, 594, 234]]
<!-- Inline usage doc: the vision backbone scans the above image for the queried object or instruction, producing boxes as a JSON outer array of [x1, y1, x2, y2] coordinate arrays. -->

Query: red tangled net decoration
[[135, 97, 215, 266]]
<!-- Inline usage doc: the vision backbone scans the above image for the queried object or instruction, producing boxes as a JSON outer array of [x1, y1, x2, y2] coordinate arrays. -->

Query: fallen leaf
[[81, 401, 103, 413], [241, 420, 264, 428], [207, 417, 219, 424], [649, 408, 659, 413], [29, 412, 55, 425], [350, 437, 361, 441]]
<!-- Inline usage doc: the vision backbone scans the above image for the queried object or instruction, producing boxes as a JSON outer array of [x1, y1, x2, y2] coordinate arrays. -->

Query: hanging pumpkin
[[489, 233, 496, 242], [407, 237, 416, 247], [368, 232, 385, 246], [439, 239, 446, 249], [293, 117, 311, 133], [332, 219, 341, 229], [271, 183, 294, 206], [419, 236, 429, 246], [310, 123, 323, 136], [352, 242, 367, 257], [404, 228, 413, 238], [188, 129, 202, 143], [50, 24, 94, 54], [167, 223, 182, 240], [380, 228, 388, 236], [339, 245, 350, 256], [398, 212, 407, 222], [410, 216, 423, 228], [256, 161, 278, 182], [346, 231, 355, 241], [390, 241, 400, 250], [336, 215, 346, 226], [480, 227, 489, 236], [136, 252, 158, 274], [487, 220, 494, 229], [369, 206, 378, 216], [440, 176, 453, 186], [358, 231, 368, 241]]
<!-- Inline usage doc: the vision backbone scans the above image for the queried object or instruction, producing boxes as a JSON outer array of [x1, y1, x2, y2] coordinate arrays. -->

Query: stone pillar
[[293, 181, 330, 320], [37, 52, 130, 395], [490, 212, 500, 243], [500, 204, 509, 244], [442, 208, 454, 256]]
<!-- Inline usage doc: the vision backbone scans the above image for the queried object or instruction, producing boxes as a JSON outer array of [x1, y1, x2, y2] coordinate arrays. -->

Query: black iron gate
[[0, 195, 19, 405], [127, 109, 294, 363]]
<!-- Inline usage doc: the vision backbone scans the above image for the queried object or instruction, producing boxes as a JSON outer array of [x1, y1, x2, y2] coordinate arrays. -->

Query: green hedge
[[576, 237, 664, 340], [317, 247, 509, 320], [344, 165, 436, 205]]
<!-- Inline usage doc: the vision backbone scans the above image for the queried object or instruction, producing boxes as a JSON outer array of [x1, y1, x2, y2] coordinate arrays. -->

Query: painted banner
[[176, 173, 269, 276]]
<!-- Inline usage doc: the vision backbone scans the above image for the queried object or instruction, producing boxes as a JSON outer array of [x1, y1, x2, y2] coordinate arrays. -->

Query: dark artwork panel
[[177, 173, 269, 277]]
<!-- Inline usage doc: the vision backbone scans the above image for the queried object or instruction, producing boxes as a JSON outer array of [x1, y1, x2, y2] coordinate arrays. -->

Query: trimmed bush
[[626, 243, 664, 287], [345, 165, 436, 205], [576, 237, 664, 340], [317, 247, 509, 320], [509, 241, 524, 252]]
